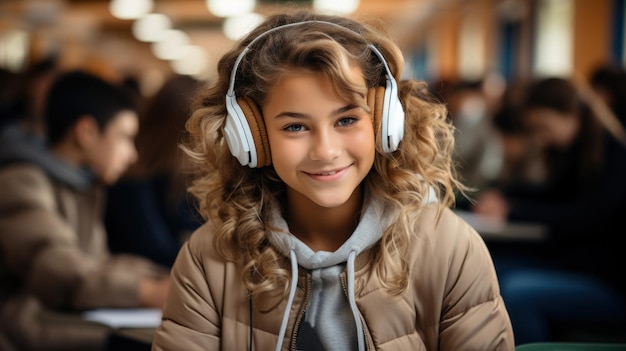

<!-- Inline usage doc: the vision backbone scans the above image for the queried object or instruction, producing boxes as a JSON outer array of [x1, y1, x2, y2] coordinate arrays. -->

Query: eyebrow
[[273, 104, 361, 119]]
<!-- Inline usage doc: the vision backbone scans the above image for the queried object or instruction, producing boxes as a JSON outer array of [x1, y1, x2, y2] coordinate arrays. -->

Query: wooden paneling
[[572, 0, 612, 84]]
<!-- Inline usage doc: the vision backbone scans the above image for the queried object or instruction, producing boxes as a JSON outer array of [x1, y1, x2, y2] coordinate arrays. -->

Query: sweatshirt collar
[[266, 192, 390, 270]]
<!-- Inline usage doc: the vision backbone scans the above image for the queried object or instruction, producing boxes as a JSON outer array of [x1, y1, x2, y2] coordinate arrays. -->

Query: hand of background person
[[139, 275, 171, 308], [471, 189, 510, 220]]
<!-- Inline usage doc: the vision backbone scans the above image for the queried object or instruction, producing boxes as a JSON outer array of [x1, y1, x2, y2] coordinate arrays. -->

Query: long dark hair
[[523, 77, 604, 184]]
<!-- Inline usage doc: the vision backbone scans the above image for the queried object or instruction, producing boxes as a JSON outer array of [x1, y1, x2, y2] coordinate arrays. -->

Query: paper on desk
[[82, 308, 162, 328]]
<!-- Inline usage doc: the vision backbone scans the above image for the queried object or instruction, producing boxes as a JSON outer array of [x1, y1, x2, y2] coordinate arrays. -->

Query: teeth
[[317, 171, 337, 176]]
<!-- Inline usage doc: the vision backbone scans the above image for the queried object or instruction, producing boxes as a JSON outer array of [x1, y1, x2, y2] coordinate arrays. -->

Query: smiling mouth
[[311, 170, 340, 176], [305, 165, 351, 178]]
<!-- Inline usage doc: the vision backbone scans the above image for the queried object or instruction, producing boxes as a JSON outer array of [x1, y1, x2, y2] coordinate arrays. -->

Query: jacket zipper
[[340, 273, 373, 350], [289, 272, 311, 351]]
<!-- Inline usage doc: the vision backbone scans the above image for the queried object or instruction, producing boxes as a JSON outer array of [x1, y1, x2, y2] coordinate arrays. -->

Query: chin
[[312, 197, 352, 209]]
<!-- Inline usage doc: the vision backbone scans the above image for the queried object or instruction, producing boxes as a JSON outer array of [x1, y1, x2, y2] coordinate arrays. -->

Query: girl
[[152, 10, 514, 351]]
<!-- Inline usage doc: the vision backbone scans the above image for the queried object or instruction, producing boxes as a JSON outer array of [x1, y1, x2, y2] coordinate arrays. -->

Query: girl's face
[[262, 67, 375, 210]]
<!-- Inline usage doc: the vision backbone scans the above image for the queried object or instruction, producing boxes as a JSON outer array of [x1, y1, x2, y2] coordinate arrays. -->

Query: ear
[[73, 115, 99, 149]]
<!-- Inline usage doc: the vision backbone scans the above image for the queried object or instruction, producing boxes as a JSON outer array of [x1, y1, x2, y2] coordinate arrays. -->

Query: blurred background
[[0, 0, 622, 96], [2, 1, 626, 345]]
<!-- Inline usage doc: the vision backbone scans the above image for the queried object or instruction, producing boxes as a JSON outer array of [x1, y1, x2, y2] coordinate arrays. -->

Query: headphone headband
[[228, 20, 364, 97], [224, 20, 405, 167]]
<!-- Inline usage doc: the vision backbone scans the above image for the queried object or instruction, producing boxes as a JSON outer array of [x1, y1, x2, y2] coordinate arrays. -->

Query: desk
[[82, 308, 160, 350], [455, 210, 547, 241], [38, 308, 155, 350]]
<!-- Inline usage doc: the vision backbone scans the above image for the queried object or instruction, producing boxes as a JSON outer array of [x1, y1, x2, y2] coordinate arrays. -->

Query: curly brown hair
[[181, 9, 465, 310]]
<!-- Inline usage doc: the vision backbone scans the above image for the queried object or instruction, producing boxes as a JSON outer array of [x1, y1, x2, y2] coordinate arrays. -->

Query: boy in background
[[0, 70, 170, 351]]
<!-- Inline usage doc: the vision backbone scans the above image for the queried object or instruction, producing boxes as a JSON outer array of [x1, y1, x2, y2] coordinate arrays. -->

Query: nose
[[309, 129, 341, 161]]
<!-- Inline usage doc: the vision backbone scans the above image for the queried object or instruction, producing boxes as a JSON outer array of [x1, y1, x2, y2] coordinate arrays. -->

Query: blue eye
[[284, 124, 305, 132], [337, 117, 358, 127]]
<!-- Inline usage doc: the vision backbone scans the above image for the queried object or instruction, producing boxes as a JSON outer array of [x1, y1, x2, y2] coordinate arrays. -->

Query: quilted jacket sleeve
[[0, 164, 168, 310], [152, 224, 223, 351], [421, 207, 515, 350]]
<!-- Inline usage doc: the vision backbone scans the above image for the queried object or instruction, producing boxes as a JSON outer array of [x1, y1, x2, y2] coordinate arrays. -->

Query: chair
[[516, 342, 626, 351]]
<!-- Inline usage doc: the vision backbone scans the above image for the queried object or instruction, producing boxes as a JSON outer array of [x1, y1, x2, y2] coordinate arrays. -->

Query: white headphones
[[224, 20, 405, 168]]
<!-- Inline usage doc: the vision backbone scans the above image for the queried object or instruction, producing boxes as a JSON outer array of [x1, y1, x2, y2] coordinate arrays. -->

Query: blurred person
[[488, 104, 534, 187], [0, 67, 19, 126], [1, 56, 59, 138], [472, 77, 626, 344], [438, 79, 504, 210], [486, 82, 544, 190], [0, 58, 59, 167], [589, 62, 626, 128], [0, 70, 170, 351], [105, 74, 203, 267]]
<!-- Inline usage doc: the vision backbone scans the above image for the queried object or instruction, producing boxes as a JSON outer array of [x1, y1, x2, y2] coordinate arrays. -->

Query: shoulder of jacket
[[409, 205, 481, 256], [183, 220, 225, 262], [0, 162, 47, 179], [414, 205, 473, 234], [0, 163, 55, 210]]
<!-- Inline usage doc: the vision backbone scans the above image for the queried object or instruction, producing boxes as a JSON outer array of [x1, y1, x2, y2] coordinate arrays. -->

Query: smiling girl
[[152, 10, 514, 351]]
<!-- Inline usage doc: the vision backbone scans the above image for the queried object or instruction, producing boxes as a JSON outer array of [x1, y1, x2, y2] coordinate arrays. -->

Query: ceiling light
[[109, 0, 154, 20], [206, 0, 256, 18], [312, 0, 359, 15], [133, 13, 172, 42], [222, 13, 265, 41], [152, 29, 190, 61], [171, 45, 209, 77]]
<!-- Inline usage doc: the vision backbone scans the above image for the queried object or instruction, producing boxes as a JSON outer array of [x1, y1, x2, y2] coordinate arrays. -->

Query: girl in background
[[474, 77, 626, 344], [105, 74, 203, 267]]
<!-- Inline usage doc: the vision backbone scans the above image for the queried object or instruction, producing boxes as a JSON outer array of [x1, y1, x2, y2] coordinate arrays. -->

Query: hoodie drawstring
[[347, 251, 365, 351], [275, 249, 298, 351], [273, 250, 365, 351]]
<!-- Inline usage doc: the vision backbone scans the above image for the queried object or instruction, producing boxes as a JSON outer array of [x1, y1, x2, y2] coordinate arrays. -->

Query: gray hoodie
[[0, 125, 92, 189], [267, 194, 391, 351]]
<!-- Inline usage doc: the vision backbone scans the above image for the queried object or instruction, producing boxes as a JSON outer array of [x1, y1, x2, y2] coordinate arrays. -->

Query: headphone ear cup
[[367, 86, 385, 147], [237, 97, 271, 167]]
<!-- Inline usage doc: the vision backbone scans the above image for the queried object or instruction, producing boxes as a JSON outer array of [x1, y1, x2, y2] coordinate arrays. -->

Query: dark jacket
[[504, 133, 626, 295]]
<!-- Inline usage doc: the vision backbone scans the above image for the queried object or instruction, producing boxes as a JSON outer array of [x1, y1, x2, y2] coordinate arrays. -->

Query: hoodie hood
[[266, 193, 390, 269], [0, 125, 93, 190]]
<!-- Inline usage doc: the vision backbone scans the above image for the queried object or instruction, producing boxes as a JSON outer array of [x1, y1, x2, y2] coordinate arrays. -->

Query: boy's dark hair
[[44, 70, 136, 145]]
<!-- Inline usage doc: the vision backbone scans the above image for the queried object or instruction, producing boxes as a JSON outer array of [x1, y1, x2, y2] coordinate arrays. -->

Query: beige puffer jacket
[[153, 205, 515, 351]]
